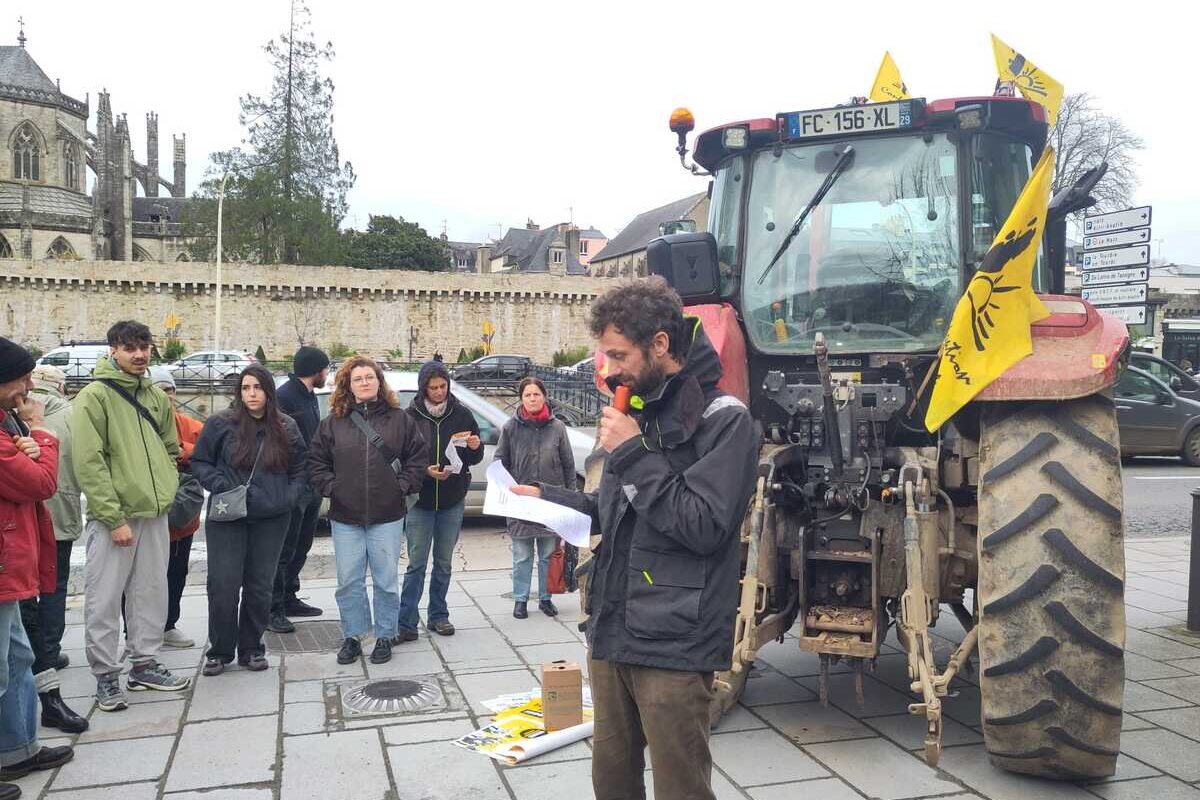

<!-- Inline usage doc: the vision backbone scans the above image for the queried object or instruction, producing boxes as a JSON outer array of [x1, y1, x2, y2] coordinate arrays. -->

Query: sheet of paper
[[444, 435, 469, 475], [483, 461, 591, 547]]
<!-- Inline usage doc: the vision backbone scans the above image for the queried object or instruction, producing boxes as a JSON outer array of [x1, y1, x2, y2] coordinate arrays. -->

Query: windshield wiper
[[756, 145, 855, 285]]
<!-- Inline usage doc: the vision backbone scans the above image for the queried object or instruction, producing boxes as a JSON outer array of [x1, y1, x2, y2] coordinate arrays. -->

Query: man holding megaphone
[[512, 276, 757, 800]]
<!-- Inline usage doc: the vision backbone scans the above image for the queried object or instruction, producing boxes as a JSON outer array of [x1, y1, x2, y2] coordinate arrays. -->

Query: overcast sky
[[16, 0, 1195, 263]]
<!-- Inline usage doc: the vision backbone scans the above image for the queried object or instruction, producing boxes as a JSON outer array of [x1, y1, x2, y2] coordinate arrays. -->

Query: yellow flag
[[924, 147, 1056, 432], [991, 34, 1064, 127], [869, 52, 909, 103]]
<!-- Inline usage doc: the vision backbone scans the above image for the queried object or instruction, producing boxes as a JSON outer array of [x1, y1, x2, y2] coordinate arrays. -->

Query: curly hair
[[588, 275, 688, 360], [329, 355, 399, 418]]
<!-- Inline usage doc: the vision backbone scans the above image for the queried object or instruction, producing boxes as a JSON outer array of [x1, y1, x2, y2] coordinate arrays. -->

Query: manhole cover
[[264, 621, 344, 654], [342, 678, 442, 715]]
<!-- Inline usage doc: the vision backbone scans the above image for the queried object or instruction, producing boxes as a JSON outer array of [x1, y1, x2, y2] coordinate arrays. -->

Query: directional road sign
[[1082, 245, 1151, 271], [1082, 283, 1148, 306], [1083, 228, 1152, 252], [1083, 206, 1152, 235], [1080, 266, 1149, 288], [1101, 305, 1147, 325]]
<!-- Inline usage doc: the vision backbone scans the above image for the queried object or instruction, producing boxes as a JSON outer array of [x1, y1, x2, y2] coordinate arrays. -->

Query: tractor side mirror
[[646, 232, 722, 305]]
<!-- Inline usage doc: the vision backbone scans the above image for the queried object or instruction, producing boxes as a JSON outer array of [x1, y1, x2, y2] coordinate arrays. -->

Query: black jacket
[[308, 399, 426, 525], [542, 324, 758, 673], [276, 375, 321, 445], [406, 394, 484, 511], [496, 411, 577, 539], [190, 410, 308, 521]]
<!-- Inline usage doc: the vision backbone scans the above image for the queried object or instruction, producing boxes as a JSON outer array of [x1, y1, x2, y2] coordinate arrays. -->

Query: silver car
[[169, 350, 258, 385], [308, 371, 594, 515]]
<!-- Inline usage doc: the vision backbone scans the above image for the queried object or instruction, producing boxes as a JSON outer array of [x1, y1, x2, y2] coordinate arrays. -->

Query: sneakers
[[336, 638, 362, 665], [513, 601, 528, 619], [163, 627, 195, 648], [538, 599, 559, 617], [95, 677, 128, 712], [285, 599, 323, 617], [0, 745, 74, 781], [239, 654, 270, 671], [127, 662, 192, 693], [392, 629, 419, 644], [430, 619, 455, 636], [370, 638, 392, 664], [202, 657, 226, 677], [268, 613, 296, 634]]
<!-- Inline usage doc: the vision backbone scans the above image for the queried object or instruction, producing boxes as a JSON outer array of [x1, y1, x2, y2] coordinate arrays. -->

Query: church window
[[133, 244, 152, 261], [12, 124, 40, 181], [45, 236, 77, 260], [0, 234, 12, 259], [63, 140, 80, 190]]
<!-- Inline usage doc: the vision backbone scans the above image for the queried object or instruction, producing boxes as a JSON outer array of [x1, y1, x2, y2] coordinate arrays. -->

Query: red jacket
[[170, 411, 205, 542], [0, 426, 60, 601]]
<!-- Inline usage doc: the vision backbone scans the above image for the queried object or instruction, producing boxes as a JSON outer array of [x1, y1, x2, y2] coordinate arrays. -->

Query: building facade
[[0, 33, 188, 262], [589, 192, 708, 278]]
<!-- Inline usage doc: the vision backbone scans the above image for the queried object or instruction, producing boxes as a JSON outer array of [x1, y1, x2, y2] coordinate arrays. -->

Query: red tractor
[[628, 96, 1127, 779]]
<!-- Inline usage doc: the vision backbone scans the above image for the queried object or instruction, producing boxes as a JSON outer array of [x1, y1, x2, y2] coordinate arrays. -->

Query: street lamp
[[213, 172, 230, 355]]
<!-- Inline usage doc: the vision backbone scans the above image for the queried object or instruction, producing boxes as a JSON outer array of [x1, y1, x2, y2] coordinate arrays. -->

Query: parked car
[[1129, 352, 1200, 401], [168, 350, 257, 384], [36, 342, 110, 385], [309, 371, 595, 516], [1115, 366, 1200, 465], [558, 356, 595, 375], [451, 354, 533, 386]]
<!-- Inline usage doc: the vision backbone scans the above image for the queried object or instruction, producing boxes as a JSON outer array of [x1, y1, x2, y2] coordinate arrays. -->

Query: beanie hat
[[418, 359, 452, 397], [149, 365, 176, 390], [293, 346, 330, 379], [0, 337, 36, 385], [30, 364, 67, 393]]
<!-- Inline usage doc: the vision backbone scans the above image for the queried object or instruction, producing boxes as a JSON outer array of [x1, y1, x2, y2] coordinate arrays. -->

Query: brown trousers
[[589, 657, 716, 800]]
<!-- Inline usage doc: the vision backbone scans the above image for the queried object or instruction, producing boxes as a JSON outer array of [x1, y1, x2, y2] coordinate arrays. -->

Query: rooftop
[[591, 192, 706, 262]]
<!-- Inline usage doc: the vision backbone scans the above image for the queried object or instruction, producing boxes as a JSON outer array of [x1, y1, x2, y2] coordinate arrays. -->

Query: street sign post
[[1101, 305, 1147, 325], [1080, 267, 1149, 288], [1083, 228, 1152, 252], [1082, 283, 1148, 306], [1083, 206, 1152, 235], [1082, 245, 1151, 271]]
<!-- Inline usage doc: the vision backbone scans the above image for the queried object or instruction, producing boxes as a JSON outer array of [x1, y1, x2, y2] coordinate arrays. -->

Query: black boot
[[39, 689, 88, 734], [538, 599, 558, 617], [513, 601, 528, 619], [336, 638, 362, 665]]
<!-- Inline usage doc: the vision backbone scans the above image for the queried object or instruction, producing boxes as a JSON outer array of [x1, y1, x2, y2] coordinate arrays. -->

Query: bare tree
[[1050, 93, 1144, 217]]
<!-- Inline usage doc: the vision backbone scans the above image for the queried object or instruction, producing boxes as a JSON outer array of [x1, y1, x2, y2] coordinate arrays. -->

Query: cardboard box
[[541, 661, 583, 731]]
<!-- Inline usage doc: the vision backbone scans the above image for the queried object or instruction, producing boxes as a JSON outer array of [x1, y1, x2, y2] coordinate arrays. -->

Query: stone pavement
[[21, 534, 1200, 800]]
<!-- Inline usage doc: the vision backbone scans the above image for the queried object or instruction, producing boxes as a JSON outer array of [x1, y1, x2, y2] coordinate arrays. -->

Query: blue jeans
[[512, 536, 557, 603], [331, 519, 403, 640], [398, 503, 465, 633], [0, 601, 39, 767]]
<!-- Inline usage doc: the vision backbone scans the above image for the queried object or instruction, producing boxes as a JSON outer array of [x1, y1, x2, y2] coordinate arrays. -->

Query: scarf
[[424, 398, 448, 417], [519, 404, 551, 422]]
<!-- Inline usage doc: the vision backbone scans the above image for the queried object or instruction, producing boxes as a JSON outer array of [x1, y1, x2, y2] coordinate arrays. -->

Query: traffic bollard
[[1189, 489, 1200, 633]]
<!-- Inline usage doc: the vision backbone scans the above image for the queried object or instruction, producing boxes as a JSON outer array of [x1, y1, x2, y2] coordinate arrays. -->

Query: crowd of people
[[0, 276, 759, 800]]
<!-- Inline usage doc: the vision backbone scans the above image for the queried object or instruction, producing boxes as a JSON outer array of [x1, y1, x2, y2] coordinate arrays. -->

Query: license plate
[[781, 101, 916, 140]]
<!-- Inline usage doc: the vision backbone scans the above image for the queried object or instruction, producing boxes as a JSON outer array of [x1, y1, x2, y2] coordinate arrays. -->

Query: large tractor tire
[[976, 396, 1125, 779]]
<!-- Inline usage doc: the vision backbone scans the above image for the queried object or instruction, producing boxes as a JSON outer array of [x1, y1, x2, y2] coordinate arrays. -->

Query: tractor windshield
[[742, 133, 960, 354]]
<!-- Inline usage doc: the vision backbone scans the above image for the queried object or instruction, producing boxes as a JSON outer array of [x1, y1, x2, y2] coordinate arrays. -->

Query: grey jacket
[[29, 388, 83, 541], [495, 412, 576, 539]]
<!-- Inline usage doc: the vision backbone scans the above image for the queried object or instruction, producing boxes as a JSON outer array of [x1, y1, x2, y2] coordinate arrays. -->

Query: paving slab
[[280, 652, 365, 682], [753, 700, 872, 744], [282, 729, 391, 800], [1125, 652, 1193, 681], [748, 777, 871, 800], [710, 727, 828, 786], [1090, 775, 1200, 800], [711, 704, 769, 733], [1119, 728, 1200, 781], [453, 667, 538, 715], [804, 737, 961, 800], [283, 701, 327, 735], [284, 679, 326, 705], [864, 712, 983, 750], [515, 640, 590, 671], [1136, 705, 1200, 738], [187, 668, 281, 721], [936, 744, 1096, 800], [163, 790, 275, 800], [364, 647, 445, 678], [433, 626, 519, 664], [645, 766, 747, 800], [166, 714, 279, 792], [796, 673, 917, 718], [51, 735, 176, 790], [1122, 680, 1193, 713], [1126, 590, 1189, 613], [381, 718, 476, 745], [387, 741, 507, 799], [754, 641, 853, 678], [1086, 753, 1162, 784], [1142, 675, 1200, 705], [46, 782, 159, 800], [503, 757, 593, 799], [741, 670, 817, 707], [1125, 607, 1181, 630], [490, 613, 580, 647], [77, 695, 185, 742]]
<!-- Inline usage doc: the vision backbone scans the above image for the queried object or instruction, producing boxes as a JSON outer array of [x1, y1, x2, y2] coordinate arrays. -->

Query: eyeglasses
[[350, 375, 378, 385]]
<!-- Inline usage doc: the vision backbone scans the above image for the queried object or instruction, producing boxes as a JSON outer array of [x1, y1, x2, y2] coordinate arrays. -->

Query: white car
[[169, 350, 258, 384], [37, 343, 110, 384], [559, 356, 595, 375], [304, 371, 595, 516]]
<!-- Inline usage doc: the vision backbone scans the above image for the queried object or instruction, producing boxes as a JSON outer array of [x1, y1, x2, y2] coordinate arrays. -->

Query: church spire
[[17, 16, 26, 48]]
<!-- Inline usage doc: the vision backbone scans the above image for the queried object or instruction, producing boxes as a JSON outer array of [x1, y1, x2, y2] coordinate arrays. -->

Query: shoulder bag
[[208, 439, 264, 523]]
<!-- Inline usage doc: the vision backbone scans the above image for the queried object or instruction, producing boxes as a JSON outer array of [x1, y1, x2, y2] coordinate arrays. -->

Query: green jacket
[[29, 388, 83, 541], [71, 358, 180, 530]]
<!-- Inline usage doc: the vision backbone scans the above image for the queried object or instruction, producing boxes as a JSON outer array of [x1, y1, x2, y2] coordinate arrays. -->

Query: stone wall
[[0, 260, 620, 363]]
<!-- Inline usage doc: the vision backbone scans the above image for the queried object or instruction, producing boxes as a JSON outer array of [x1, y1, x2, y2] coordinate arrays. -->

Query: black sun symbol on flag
[[966, 217, 1040, 351]]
